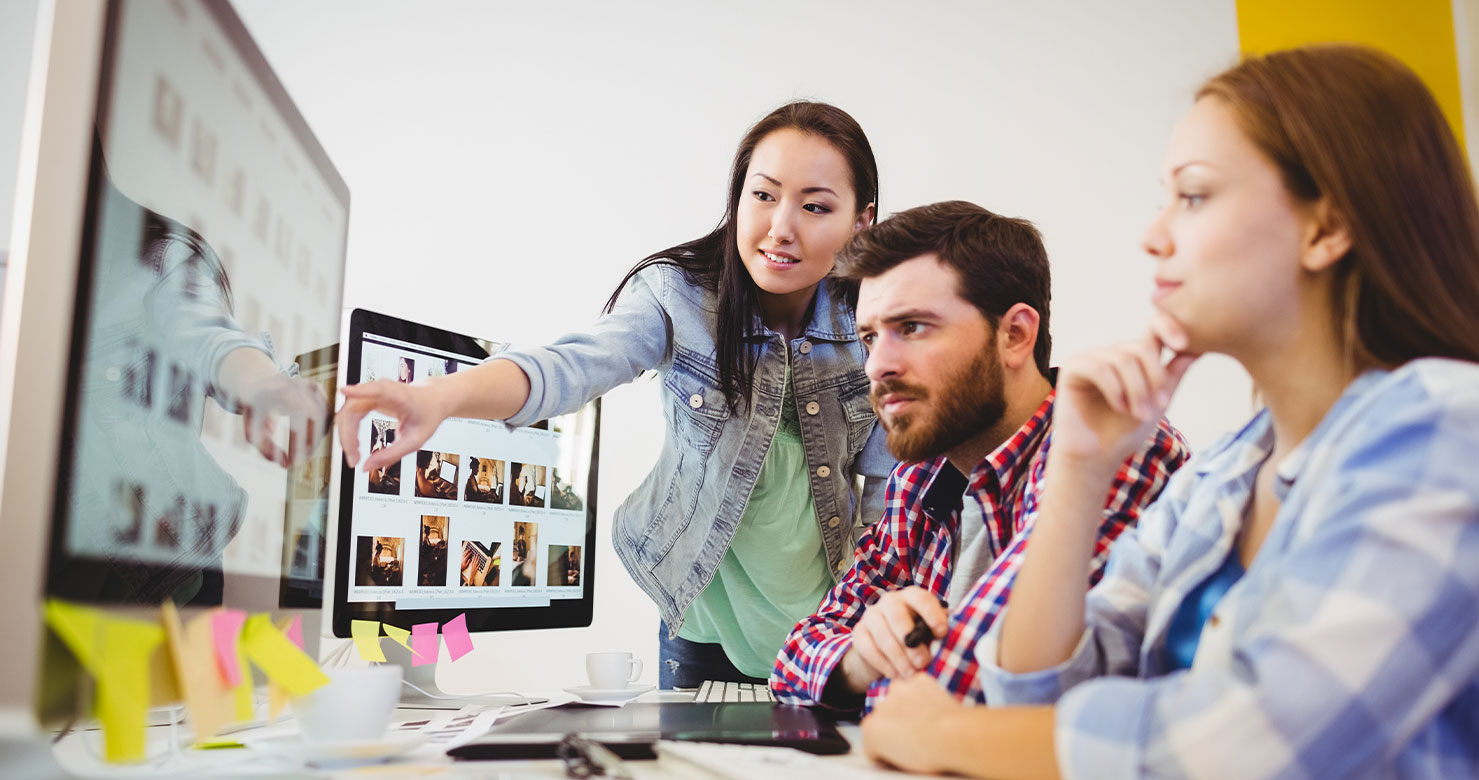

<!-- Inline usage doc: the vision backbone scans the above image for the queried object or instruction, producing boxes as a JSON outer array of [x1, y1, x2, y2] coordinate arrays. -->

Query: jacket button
[[816, 465, 831, 478], [836, 558, 849, 572], [798, 342, 812, 355], [805, 401, 820, 415], [828, 516, 841, 528], [689, 394, 703, 409]]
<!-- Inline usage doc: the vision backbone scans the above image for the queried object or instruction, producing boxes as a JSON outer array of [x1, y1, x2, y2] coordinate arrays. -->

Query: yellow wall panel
[[1236, 0, 1464, 139]]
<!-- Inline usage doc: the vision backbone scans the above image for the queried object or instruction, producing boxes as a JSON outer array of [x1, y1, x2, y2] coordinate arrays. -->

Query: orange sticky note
[[350, 620, 385, 662], [383, 623, 412, 650], [442, 614, 473, 661], [411, 622, 438, 666], [211, 609, 248, 687], [161, 602, 233, 742]]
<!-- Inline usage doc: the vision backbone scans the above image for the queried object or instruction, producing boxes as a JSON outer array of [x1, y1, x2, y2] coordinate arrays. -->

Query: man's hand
[[837, 586, 949, 692]]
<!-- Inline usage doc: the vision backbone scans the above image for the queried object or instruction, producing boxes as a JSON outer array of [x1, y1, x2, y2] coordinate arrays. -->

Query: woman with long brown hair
[[863, 44, 1479, 779]]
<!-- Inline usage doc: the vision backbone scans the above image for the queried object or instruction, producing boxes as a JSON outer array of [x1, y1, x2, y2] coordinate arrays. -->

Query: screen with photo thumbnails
[[348, 331, 595, 612]]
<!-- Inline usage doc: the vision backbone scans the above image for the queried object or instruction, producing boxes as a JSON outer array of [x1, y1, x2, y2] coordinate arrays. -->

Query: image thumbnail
[[511, 521, 538, 587], [459, 540, 501, 587], [509, 462, 547, 508], [549, 468, 583, 511], [355, 535, 404, 587], [397, 356, 414, 383], [464, 457, 505, 504], [548, 544, 582, 586], [415, 451, 459, 500], [418, 515, 449, 586], [367, 420, 401, 495]]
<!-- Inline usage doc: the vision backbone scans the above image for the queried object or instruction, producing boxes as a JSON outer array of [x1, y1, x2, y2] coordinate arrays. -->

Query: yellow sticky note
[[44, 600, 162, 763], [97, 619, 163, 762], [231, 652, 254, 723], [266, 617, 297, 718], [44, 600, 103, 672], [382, 623, 412, 650], [350, 620, 385, 662], [161, 603, 233, 743], [241, 614, 328, 697]]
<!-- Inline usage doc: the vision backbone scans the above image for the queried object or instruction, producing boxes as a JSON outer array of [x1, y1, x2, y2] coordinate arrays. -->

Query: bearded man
[[771, 200, 1189, 710]]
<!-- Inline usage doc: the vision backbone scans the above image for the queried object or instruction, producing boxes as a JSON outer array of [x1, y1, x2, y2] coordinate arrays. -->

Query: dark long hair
[[1200, 45, 1479, 367], [603, 101, 879, 412]]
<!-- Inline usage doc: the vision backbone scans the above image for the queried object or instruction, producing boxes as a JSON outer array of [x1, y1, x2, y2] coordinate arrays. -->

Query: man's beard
[[872, 346, 1007, 463]]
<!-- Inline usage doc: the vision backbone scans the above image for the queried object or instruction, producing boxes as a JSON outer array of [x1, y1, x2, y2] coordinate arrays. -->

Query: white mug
[[586, 651, 642, 690], [293, 665, 402, 743]]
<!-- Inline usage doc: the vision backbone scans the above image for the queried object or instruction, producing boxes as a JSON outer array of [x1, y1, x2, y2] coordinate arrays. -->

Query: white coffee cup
[[293, 665, 402, 743], [585, 651, 642, 690]]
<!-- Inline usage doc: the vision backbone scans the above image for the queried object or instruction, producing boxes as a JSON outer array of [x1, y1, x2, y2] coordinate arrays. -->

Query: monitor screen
[[333, 309, 598, 636], [44, 0, 348, 608]]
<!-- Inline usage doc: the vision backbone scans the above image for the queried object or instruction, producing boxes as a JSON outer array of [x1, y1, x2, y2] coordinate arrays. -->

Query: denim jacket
[[497, 263, 895, 633]]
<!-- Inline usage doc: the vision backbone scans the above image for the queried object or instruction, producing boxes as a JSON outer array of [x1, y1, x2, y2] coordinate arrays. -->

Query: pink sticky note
[[442, 614, 474, 662], [284, 615, 303, 651], [411, 622, 439, 666], [211, 609, 248, 687]]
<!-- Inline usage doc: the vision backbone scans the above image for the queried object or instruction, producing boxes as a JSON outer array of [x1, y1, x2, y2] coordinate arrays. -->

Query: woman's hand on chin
[[1051, 312, 1197, 471]]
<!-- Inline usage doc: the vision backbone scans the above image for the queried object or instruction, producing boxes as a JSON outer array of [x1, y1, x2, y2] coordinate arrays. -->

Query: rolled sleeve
[[498, 266, 672, 426]]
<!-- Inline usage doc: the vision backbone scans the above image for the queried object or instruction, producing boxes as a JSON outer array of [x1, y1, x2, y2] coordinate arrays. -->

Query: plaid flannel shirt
[[771, 390, 1189, 710], [977, 359, 1479, 780]]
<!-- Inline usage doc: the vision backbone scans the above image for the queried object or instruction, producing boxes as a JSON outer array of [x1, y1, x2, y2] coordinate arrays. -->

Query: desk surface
[[36, 694, 935, 779]]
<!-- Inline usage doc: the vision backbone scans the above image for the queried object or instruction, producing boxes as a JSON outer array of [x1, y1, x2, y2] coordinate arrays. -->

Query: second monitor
[[333, 309, 600, 704]]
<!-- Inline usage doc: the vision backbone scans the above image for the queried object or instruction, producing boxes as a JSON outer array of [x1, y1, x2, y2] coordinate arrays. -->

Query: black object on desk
[[446, 702, 851, 760]]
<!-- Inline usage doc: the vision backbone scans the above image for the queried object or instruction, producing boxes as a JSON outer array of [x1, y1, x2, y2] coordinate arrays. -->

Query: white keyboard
[[692, 680, 776, 703]]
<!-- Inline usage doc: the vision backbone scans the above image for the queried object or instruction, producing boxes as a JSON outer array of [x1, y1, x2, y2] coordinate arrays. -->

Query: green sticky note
[[350, 620, 385, 662], [240, 614, 328, 696]]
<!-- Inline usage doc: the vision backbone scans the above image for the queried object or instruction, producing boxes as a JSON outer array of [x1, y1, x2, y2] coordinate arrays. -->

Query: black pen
[[903, 596, 950, 648]]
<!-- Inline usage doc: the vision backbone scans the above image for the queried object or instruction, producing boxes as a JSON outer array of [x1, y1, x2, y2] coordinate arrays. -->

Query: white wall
[[0, 1, 1252, 694], [225, 0, 1251, 693], [0, 0, 42, 308]]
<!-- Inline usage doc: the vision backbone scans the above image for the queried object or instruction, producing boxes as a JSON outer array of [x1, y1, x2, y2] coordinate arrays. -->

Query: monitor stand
[[381, 640, 548, 709]]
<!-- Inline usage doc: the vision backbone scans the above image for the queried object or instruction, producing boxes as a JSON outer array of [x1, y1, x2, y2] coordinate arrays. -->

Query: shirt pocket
[[838, 375, 876, 452], [663, 353, 729, 455]]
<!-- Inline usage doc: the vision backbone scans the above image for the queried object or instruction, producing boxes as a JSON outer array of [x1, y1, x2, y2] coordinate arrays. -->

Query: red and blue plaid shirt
[[770, 390, 1189, 710]]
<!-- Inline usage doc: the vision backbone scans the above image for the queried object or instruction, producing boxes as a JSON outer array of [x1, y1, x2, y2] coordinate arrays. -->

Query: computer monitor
[[0, 0, 348, 734], [331, 308, 600, 706]]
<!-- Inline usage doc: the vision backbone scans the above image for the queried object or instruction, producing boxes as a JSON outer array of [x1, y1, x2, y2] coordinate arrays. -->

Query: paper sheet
[[161, 602, 235, 742], [210, 609, 248, 687], [383, 623, 413, 650], [240, 614, 328, 697]]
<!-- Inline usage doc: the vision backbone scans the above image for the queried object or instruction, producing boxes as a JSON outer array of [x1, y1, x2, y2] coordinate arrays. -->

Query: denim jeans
[[657, 622, 769, 689]]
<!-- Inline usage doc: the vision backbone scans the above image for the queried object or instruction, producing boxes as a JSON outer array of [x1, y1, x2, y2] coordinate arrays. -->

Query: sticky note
[[211, 609, 248, 687], [351, 620, 385, 662], [44, 600, 162, 762], [442, 613, 474, 662], [161, 602, 233, 742], [241, 614, 328, 697], [282, 615, 303, 650], [383, 623, 412, 650], [411, 622, 439, 666], [267, 615, 306, 718], [231, 652, 254, 723]]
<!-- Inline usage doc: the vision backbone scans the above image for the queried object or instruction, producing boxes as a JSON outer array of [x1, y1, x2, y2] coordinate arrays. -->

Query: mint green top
[[678, 367, 833, 678]]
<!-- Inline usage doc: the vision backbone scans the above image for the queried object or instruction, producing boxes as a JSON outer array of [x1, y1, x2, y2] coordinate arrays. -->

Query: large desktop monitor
[[0, 0, 347, 734], [333, 309, 600, 704]]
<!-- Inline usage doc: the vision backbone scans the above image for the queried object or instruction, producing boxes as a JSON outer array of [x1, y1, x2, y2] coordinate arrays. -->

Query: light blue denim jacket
[[496, 263, 895, 633]]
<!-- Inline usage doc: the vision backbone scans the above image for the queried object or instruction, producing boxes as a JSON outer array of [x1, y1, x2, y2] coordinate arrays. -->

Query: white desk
[[36, 695, 932, 778]]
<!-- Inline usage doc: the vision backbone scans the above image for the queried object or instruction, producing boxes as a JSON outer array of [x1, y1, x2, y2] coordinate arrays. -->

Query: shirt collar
[[968, 390, 1055, 493]]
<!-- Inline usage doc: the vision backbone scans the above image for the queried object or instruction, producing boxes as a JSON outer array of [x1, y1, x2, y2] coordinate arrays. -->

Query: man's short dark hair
[[834, 200, 1052, 376]]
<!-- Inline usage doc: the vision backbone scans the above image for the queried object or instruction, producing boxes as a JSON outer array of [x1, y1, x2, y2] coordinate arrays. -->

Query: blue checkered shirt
[[978, 358, 1479, 780]]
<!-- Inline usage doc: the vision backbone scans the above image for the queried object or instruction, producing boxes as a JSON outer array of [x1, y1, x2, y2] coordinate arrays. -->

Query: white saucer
[[563, 684, 655, 703], [240, 732, 421, 766]]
